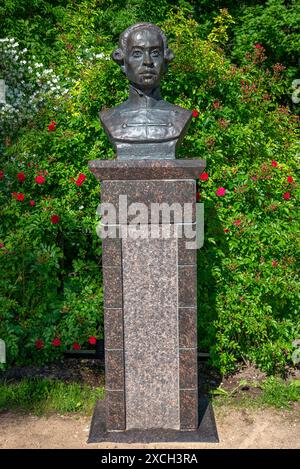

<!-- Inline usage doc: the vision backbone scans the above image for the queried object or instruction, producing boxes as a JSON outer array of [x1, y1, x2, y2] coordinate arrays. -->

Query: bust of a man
[[100, 22, 192, 160]]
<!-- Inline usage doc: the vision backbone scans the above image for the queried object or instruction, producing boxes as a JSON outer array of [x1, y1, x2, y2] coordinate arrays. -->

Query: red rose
[[213, 100, 220, 109], [283, 192, 291, 200], [0, 243, 4, 248], [73, 342, 81, 350], [17, 172, 26, 182], [17, 193, 25, 201], [29, 200, 35, 206], [52, 338, 61, 347], [255, 43, 263, 49], [51, 215, 60, 224], [35, 339, 44, 350], [216, 187, 226, 197], [48, 120, 57, 131], [224, 228, 230, 233], [233, 219, 241, 226], [199, 172, 209, 181], [272, 260, 278, 267], [35, 175, 45, 184], [192, 109, 199, 118], [0, 170, 4, 179], [89, 336, 97, 345], [287, 176, 294, 183], [271, 160, 278, 167], [75, 173, 87, 187]]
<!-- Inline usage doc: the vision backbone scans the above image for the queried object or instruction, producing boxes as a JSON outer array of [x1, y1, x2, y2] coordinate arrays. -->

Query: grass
[[212, 377, 300, 409], [260, 377, 300, 408], [1, 376, 299, 416], [0, 378, 104, 415]]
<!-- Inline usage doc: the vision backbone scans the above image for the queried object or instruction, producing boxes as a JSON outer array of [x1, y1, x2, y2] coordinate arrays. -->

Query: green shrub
[[231, 0, 300, 77], [0, 3, 299, 373]]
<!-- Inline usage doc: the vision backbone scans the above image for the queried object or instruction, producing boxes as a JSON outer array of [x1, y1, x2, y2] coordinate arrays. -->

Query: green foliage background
[[0, 0, 299, 373]]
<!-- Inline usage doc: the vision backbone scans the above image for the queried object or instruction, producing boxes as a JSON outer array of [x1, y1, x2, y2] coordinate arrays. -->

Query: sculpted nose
[[143, 51, 153, 66]]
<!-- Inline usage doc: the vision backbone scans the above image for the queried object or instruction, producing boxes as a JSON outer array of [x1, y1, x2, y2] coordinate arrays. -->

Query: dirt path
[[1, 406, 299, 449]]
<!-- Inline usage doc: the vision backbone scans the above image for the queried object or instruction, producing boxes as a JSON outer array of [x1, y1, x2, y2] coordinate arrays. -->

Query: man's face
[[124, 29, 165, 90]]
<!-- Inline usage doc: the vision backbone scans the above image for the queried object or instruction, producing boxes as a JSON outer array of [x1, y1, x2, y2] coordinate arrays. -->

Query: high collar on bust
[[128, 84, 162, 108]]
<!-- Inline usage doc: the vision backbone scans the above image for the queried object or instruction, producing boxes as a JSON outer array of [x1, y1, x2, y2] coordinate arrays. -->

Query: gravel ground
[[0, 406, 299, 449]]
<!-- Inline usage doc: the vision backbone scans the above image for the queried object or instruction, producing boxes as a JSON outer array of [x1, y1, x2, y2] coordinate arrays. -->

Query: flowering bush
[[0, 1, 299, 373], [160, 9, 299, 373], [0, 38, 68, 137]]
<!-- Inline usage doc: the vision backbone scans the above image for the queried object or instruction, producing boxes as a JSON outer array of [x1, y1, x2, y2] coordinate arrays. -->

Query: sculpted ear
[[164, 48, 174, 63], [111, 48, 124, 65]]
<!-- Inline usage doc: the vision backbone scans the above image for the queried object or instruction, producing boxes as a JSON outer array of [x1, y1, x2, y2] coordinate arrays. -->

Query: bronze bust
[[100, 23, 192, 159]]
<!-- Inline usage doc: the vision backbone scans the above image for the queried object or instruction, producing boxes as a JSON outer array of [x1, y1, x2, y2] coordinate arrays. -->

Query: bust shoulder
[[100, 100, 192, 146], [99, 103, 129, 136], [99, 106, 119, 125], [158, 100, 192, 117], [100, 100, 191, 123], [99, 106, 121, 145]]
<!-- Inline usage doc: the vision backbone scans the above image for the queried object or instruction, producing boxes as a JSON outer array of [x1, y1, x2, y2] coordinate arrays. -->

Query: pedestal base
[[88, 398, 219, 444]]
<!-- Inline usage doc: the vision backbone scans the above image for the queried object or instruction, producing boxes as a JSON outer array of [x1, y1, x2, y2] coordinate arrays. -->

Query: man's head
[[112, 23, 174, 90]]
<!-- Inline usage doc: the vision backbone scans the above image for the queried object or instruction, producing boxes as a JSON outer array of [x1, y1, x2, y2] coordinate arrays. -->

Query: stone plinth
[[89, 159, 206, 433]]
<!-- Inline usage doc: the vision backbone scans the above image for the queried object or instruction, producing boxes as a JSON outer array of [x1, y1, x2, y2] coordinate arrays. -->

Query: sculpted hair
[[112, 22, 174, 65]]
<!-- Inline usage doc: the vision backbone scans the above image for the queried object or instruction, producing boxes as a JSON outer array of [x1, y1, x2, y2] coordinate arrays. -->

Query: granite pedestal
[[89, 159, 213, 441]]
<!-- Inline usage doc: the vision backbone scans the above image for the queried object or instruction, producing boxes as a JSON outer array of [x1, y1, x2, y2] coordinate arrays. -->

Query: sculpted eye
[[151, 49, 160, 57], [132, 50, 142, 58]]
